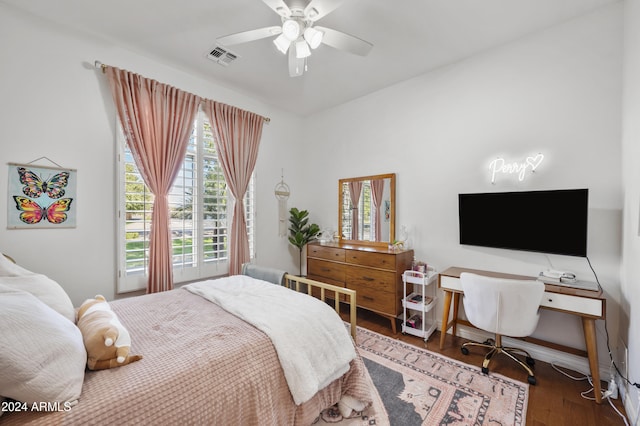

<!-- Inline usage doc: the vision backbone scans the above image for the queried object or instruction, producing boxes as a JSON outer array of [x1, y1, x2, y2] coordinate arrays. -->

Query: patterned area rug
[[317, 327, 529, 426], [358, 327, 529, 425]]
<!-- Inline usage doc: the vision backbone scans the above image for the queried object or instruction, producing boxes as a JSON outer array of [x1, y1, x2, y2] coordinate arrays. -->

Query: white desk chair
[[459, 272, 545, 385]]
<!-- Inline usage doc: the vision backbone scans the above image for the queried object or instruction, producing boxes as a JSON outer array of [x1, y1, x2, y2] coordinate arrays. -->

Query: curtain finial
[[94, 60, 106, 73]]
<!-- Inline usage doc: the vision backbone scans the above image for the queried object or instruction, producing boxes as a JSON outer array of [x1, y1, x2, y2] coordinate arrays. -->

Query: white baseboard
[[443, 324, 613, 382], [623, 388, 639, 425]]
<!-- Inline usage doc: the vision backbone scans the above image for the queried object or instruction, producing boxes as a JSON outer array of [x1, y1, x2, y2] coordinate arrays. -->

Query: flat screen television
[[458, 189, 588, 257]]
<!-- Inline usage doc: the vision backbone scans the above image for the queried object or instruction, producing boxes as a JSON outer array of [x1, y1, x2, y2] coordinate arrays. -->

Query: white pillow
[[0, 285, 86, 405], [0, 256, 74, 322], [0, 274, 75, 323], [0, 254, 32, 276]]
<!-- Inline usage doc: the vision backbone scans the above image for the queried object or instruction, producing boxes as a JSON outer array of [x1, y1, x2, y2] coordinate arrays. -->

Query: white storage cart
[[402, 269, 438, 341]]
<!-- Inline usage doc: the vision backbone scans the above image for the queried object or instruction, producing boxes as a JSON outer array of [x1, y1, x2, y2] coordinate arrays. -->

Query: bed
[[0, 256, 372, 425]]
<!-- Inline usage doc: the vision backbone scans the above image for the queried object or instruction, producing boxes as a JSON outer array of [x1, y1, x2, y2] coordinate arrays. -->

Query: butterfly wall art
[[7, 163, 77, 228]]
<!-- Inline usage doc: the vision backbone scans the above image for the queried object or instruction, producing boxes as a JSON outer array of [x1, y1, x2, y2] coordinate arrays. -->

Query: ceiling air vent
[[207, 46, 239, 67]]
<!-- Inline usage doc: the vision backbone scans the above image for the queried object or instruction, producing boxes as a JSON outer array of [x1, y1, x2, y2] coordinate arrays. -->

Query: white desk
[[438, 266, 606, 403]]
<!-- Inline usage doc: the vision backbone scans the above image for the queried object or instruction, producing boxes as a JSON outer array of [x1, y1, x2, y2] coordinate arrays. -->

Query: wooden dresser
[[306, 241, 413, 333]]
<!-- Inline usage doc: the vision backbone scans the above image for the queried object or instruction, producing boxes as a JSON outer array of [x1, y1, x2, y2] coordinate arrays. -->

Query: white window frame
[[116, 110, 256, 293]]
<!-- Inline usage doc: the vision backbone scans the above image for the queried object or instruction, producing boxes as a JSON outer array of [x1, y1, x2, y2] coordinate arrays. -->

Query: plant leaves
[[288, 206, 319, 250]]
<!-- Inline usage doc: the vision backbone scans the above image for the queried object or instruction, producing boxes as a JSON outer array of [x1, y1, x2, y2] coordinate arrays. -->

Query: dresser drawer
[[346, 267, 396, 294], [306, 274, 344, 288], [349, 282, 395, 314], [346, 250, 396, 270], [308, 245, 345, 262], [307, 259, 346, 282]]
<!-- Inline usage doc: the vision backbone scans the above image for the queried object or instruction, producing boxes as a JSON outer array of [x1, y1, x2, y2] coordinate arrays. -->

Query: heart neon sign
[[489, 154, 544, 183]]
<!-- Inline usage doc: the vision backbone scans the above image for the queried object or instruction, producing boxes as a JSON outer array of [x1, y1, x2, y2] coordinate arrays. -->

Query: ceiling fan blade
[[288, 45, 305, 77], [304, 0, 344, 22], [261, 0, 292, 17], [216, 26, 282, 46], [314, 26, 373, 56]]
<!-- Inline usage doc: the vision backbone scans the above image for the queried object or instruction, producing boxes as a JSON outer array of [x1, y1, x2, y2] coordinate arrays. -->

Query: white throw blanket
[[184, 276, 356, 405]]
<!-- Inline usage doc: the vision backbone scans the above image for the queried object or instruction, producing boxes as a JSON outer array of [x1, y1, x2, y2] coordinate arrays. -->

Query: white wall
[[621, 0, 640, 418], [302, 4, 623, 373], [0, 4, 303, 306]]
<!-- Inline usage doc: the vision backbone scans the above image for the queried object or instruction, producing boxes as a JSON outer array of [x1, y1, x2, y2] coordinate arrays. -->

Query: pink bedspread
[[1, 288, 372, 425]]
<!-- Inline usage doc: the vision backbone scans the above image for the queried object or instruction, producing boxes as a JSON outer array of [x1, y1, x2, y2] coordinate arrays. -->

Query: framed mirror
[[338, 173, 395, 248]]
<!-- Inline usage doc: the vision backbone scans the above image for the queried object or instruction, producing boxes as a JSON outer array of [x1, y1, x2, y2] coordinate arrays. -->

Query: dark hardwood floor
[[346, 308, 629, 426]]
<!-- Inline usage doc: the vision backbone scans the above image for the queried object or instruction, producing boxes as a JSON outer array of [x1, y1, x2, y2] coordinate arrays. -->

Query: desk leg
[[439, 290, 453, 349], [452, 293, 461, 338], [582, 317, 602, 404]]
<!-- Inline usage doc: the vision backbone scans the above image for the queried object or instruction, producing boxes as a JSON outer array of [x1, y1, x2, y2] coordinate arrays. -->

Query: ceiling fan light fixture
[[295, 40, 311, 58], [307, 7, 319, 19], [304, 27, 323, 49], [273, 34, 290, 54], [282, 19, 300, 41]]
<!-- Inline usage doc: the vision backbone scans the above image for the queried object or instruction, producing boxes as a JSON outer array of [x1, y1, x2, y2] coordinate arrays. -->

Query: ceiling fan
[[215, 0, 373, 77]]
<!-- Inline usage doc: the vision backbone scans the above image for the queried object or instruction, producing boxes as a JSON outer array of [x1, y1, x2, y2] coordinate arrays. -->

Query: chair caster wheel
[[483, 339, 494, 345], [461, 347, 469, 355], [527, 376, 537, 385], [481, 367, 489, 375], [526, 357, 535, 366]]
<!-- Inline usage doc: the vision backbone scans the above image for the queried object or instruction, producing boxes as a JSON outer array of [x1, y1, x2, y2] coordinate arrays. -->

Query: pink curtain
[[370, 179, 384, 241], [202, 100, 264, 275], [348, 181, 363, 240], [106, 67, 201, 293]]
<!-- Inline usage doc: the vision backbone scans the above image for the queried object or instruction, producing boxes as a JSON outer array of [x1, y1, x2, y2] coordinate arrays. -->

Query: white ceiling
[[3, 0, 617, 116]]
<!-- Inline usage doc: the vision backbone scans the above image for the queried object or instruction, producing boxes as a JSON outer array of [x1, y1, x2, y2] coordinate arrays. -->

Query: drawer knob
[[362, 295, 374, 301], [362, 276, 375, 281], [548, 298, 553, 302], [321, 268, 331, 272]]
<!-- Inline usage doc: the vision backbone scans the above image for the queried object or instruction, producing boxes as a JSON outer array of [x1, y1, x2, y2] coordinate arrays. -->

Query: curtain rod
[[94, 60, 270, 123]]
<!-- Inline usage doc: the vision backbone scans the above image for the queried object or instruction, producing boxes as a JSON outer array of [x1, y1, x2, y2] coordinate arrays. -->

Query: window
[[117, 110, 255, 292], [340, 181, 371, 240]]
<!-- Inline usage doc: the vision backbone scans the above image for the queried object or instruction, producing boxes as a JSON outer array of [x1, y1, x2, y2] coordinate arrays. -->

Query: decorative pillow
[[0, 255, 74, 322], [0, 284, 86, 405], [77, 295, 142, 370]]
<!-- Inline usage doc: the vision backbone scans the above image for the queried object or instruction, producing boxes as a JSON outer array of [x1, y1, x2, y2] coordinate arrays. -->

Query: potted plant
[[288, 207, 320, 276]]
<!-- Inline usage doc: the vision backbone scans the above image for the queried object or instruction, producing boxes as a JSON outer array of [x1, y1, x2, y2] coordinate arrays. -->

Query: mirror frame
[[338, 173, 396, 248]]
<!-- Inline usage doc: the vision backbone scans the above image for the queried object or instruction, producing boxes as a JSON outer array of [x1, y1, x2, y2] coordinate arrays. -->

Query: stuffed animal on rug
[[76, 295, 142, 370], [319, 396, 369, 423]]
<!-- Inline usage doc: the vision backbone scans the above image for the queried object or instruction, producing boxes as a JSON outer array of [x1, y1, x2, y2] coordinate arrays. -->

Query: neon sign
[[489, 154, 544, 184]]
